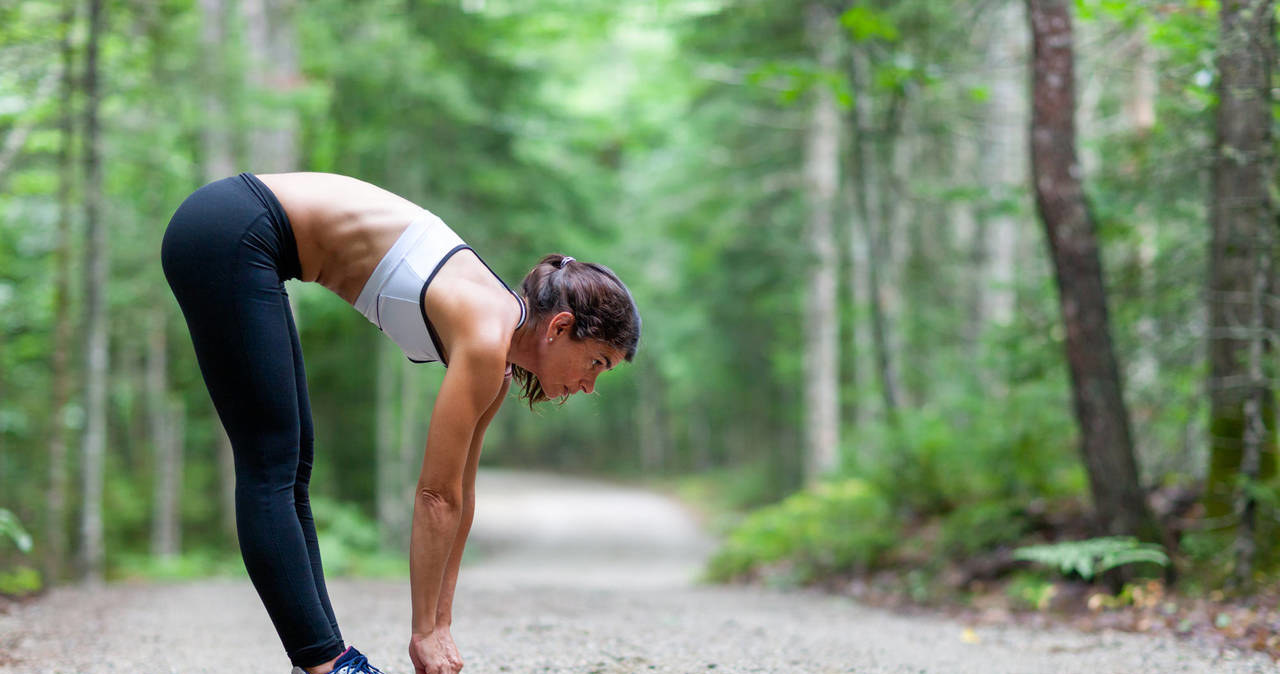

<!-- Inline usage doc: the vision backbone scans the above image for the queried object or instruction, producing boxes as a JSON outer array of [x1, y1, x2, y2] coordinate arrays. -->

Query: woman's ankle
[[303, 654, 340, 674]]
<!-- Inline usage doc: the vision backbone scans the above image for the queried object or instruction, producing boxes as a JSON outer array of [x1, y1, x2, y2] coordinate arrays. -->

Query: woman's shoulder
[[426, 263, 523, 360]]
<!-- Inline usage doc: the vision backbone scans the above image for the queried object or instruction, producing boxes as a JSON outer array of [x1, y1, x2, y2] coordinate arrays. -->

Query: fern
[[0, 509, 32, 554], [1013, 536, 1168, 580]]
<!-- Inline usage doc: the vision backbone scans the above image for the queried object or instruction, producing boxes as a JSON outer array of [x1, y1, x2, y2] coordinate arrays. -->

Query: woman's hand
[[409, 629, 464, 674]]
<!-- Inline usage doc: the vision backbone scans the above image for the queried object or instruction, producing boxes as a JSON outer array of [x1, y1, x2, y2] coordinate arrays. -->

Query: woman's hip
[[161, 172, 300, 290]]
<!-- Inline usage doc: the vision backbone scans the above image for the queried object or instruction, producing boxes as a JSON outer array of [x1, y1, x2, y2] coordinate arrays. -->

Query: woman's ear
[[551, 311, 575, 337]]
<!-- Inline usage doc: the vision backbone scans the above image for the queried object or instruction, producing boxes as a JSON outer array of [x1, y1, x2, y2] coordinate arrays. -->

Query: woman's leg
[[161, 178, 345, 669], [284, 295, 342, 643]]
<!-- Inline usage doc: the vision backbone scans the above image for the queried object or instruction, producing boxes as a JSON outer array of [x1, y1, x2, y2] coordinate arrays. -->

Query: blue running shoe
[[289, 646, 386, 674], [330, 646, 386, 674]]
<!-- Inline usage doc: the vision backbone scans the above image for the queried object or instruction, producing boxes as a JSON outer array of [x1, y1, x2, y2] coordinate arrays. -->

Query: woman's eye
[[593, 360, 602, 368]]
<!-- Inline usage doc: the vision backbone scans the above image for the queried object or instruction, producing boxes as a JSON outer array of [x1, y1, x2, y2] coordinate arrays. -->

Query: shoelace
[[334, 652, 385, 674]]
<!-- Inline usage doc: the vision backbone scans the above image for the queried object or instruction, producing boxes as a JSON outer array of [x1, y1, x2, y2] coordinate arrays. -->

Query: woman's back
[[257, 171, 428, 303]]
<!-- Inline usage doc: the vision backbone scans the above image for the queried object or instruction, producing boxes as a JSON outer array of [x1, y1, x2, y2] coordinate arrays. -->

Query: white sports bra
[[352, 211, 527, 365]]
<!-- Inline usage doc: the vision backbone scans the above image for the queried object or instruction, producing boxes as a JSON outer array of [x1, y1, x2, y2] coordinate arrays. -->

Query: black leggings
[[161, 173, 345, 668]]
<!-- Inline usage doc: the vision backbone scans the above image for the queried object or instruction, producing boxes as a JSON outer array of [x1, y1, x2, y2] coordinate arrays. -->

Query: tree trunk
[[216, 424, 237, 542], [45, 0, 77, 585], [241, 0, 302, 322], [979, 1, 1027, 328], [376, 338, 400, 550], [79, 0, 107, 583], [197, 0, 241, 548], [802, 3, 841, 482], [850, 48, 900, 423], [394, 362, 426, 554], [148, 311, 181, 559], [1125, 28, 1157, 135], [199, 0, 236, 179], [637, 359, 667, 472], [241, 0, 299, 173], [842, 169, 867, 429], [1204, 0, 1277, 576], [1026, 0, 1159, 540]]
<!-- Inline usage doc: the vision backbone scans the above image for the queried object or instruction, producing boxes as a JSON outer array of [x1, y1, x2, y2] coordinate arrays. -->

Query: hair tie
[[560, 256, 575, 268]]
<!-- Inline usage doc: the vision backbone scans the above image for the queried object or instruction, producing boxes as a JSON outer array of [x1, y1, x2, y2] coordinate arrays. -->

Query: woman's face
[[538, 311, 625, 399]]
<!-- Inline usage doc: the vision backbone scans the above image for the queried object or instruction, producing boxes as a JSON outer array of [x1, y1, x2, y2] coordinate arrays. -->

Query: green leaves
[[745, 61, 853, 108], [706, 478, 897, 584], [840, 6, 899, 43], [1014, 537, 1170, 581], [0, 508, 32, 554]]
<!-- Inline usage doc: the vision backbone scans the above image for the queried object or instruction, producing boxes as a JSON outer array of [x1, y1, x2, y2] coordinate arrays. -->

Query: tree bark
[[802, 3, 841, 481], [394, 362, 426, 554], [1026, 0, 1159, 539], [45, 0, 77, 585], [850, 48, 900, 423], [216, 424, 237, 542], [637, 359, 668, 472], [979, 1, 1027, 328], [241, 0, 302, 323], [148, 311, 181, 559], [376, 338, 400, 550], [79, 0, 107, 583], [1204, 0, 1277, 575], [241, 0, 299, 173], [199, 0, 236, 179], [197, 0, 241, 547]]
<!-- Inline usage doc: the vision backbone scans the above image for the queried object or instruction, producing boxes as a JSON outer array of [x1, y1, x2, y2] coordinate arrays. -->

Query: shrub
[[848, 379, 1082, 518], [312, 496, 406, 578], [706, 478, 897, 584], [0, 509, 39, 597], [1005, 570, 1057, 611], [0, 566, 41, 595], [940, 501, 1029, 557]]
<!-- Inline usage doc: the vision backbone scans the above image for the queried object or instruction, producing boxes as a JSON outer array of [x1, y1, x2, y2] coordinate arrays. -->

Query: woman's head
[[512, 254, 640, 406]]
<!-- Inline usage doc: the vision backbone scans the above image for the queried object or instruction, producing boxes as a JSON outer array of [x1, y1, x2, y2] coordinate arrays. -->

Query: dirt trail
[[0, 469, 1270, 673]]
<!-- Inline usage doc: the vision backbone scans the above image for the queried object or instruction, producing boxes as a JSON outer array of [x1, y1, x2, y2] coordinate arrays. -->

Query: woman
[[160, 172, 640, 674]]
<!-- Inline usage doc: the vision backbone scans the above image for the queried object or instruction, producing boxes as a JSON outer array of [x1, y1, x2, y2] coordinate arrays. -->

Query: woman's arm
[[434, 374, 509, 627], [409, 343, 506, 640]]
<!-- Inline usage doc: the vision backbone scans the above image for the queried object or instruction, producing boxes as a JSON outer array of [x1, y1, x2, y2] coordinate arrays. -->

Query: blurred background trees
[[1, 0, 1278, 596]]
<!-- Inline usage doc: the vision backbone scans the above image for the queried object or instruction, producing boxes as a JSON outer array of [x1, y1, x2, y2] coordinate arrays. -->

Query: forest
[[1, 0, 1278, 651]]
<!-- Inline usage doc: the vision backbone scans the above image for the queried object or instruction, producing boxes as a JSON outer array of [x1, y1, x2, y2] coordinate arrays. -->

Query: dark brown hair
[[511, 254, 641, 406]]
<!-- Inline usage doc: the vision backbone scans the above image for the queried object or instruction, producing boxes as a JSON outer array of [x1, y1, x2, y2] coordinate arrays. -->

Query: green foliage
[[312, 497, 406, 578], [111, 550, 247, 582], [1005, 570, 1058, 611], [849, 376, 1083, 517], [0, 0, 1252, 597], [840, 6, 900, 43], [0, 509, 32, 554], [671, 463, 783, 516], [940, 502, 1030, 557], [0, 566, 41, 596], [1014, 537, 1170, 581], [706, 478, 897, 584]]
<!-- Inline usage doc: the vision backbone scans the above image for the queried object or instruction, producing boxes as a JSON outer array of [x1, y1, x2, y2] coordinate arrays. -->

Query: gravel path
[[0, 469, 1271, 673]]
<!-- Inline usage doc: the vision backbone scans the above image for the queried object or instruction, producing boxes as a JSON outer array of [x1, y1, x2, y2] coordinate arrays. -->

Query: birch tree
[[803, 3, 841, 480]]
